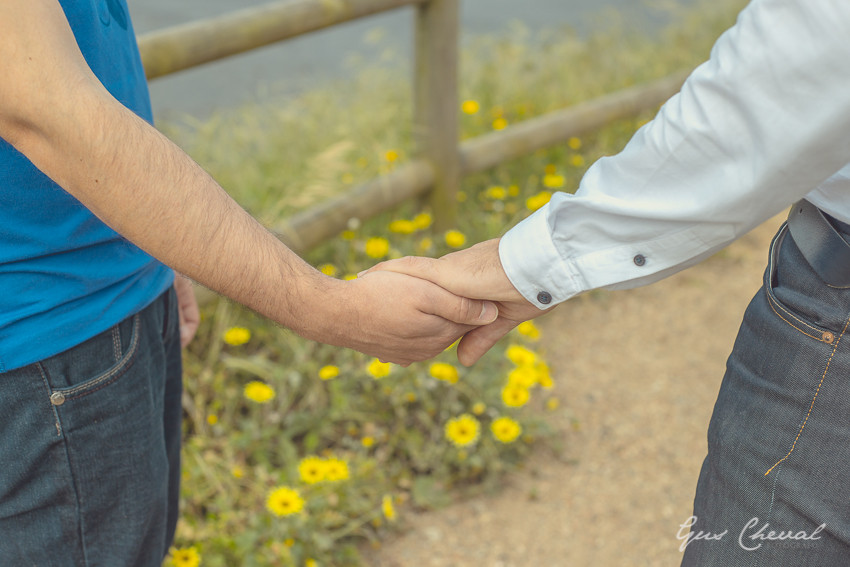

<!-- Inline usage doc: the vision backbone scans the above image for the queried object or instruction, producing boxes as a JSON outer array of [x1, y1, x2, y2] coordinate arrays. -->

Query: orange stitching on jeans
[[765, 315, 850, 476], [766, 292, 829, 342]]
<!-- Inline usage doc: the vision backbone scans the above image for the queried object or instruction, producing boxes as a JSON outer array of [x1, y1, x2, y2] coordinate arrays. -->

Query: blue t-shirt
[[0, 0, 174, 372]]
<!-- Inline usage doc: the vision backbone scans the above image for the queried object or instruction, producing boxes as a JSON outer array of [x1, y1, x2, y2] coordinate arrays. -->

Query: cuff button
[[633, 254, 647, 267], [537, 291, 553, 305]]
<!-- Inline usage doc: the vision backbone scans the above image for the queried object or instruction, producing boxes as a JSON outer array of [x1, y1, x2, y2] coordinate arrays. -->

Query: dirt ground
[[365, 216, 785, 567]]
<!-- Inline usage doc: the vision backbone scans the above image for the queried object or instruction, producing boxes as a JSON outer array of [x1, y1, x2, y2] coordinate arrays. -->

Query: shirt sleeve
[[500, 0, 850, 309]]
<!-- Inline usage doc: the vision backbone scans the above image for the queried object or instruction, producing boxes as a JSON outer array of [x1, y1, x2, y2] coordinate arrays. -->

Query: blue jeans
[[681, 221, 850, 565], [0, 288, 182, 566]]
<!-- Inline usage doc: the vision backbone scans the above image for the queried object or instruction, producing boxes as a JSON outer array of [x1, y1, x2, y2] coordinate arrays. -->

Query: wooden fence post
[[413, 0, 460, 231]]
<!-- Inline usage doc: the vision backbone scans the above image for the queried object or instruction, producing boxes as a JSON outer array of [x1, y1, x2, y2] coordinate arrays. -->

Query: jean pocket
[[40, 313, 142, 406], [764, 224, 837, 344]]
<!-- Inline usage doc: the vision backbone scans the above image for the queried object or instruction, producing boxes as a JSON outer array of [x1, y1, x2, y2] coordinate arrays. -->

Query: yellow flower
[[266, 486, 304, 516], [413, 212, 433, 229], [405, 392, 417, 403], [568, 136, 582, 150], [382, 494, 397, 521], [471, 402, 486, 415], [517, 321, 541, 340], [341, 172, 355, 184], [365, 237, 390, 259], [325, 458, 350, 482], [429, 362, 459, 384], [444, 230, 466, 248], [384, 149, 400, 162], [367, 359, 392, 379], [526, 191, 552, 212], [223, 326, 251, 346], [298, 456, 327, 484], [508, 184, 520, 197], [507, 366, 538, 389], [388, 219, 417, 234], [461, 99, 480, 114], [170, 546, 201, 567], [319, 263, 338, 277], [305, 560, 318, 567], [546, 397, 561, 411], [502, 384, 530, 408], [456, 191, 468, 202], [492, 117, 508, 130], [243, 381, 275, 404], [318, 365, 340, 380], [231, 466, 244, 479], [485, 185, 507, 200], [542, 174, 565, 189], [570, 154, 586, 168], [361, 436, 375, 448], [444, 414, 480, 447], [206, 414, 218, 426], [343, 274, 357, 281], [417, 237, 433, 253], [491, 416, 522, 444], [341, 230, 356, 240], [506, 344, 538, 367], [536, 362, 554, 389], [284, 538, 295, 548]]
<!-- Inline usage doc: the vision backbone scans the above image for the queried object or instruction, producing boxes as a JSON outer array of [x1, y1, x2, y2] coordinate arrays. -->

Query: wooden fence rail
[[138, 0, 687, 254]]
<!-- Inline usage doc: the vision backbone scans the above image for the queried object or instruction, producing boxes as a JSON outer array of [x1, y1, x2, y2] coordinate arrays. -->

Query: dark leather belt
[[786, 199, 850, 288]]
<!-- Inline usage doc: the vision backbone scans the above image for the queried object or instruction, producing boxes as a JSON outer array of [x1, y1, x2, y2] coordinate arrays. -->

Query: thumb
[[456, 318, 519, 366]]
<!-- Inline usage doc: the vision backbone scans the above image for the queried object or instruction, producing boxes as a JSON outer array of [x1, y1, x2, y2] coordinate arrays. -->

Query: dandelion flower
[[206, 414, 218, 426], [570, 154, 586, 168], [318, 365, 340, 380], [429, 362, 459, 384], [526, 191, 552, 212], [568, 136, 582, 150], [382, 494, 397, 521], [388, 219, 417, 234], [507, 366, 538, 389], [461, 99, 480, 114], [223, 326, 251, 346], [170, 546, 201, 567], [546, 397, 561, 411], [364, 237, 390, 259], [266, 486, 304, 517], [243, 381, 275, 404], [341, 230, 356, 240], [492, 117, 508, 130], [231, 466, 244, 479], [305, 560, 318, 567], [491, 416, 522, 444], [384, 149, 400, 162], [506, 344, 538, 367], [284, 538, 295, 548], [502, 384, 530, 408], [542, 174, 565, 189], [536, 362, 554, 389], [413, 212, 433, 229], [485, 185, 507, 200], [444, 414, 480, 447], [517, 321, 541, 340], [471, 402, 486, 415], [367, 359, 392, 379], [444, 230, 466, 248], [325, 458, 350, 482], [319, 264, 338, 277], [361, 436, 375, 448], [298, 456, 327, 484]]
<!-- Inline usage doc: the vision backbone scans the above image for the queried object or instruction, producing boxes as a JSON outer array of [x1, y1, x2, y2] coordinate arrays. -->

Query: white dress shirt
[[500, 0, 850, 309]]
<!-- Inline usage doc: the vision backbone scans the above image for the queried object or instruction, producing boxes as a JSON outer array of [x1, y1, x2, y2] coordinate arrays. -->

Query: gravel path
[[366, 217, 784, 567]]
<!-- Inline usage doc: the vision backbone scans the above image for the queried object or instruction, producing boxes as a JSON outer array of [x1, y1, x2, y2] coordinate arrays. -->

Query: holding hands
[[365, 238, 552, 366]]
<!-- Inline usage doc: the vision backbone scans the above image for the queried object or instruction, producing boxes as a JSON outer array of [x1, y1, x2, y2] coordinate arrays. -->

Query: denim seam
[[53, 315, 141, 400], [111, 326, 121, 362], [36, 362, 63, 437], [764, 313, 850, 477]]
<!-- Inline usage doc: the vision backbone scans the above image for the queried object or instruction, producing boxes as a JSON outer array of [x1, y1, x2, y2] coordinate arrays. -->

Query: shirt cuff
[[498, 204, 581, 309]]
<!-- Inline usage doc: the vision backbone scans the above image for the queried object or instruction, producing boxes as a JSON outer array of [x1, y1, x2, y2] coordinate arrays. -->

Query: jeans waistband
[[786, 199, 850, 288]]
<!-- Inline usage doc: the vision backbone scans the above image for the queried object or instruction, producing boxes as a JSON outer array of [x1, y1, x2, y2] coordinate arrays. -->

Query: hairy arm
[[0, 0, 496, 364]]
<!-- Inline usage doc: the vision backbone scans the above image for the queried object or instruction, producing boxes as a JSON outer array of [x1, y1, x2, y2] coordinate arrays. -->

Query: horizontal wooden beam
[[138, 0, 427, 79], [271, 72, 689, 255]]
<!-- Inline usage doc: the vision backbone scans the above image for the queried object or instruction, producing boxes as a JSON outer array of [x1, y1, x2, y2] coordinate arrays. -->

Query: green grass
[[160, 1, 746, 565]]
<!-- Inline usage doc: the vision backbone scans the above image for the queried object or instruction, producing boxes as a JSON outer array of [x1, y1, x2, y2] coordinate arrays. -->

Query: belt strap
[[786, 199, 850, 288]]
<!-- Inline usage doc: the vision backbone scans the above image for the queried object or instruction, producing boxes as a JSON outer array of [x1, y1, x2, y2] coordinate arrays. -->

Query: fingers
[[456, 317, 520, 366], [419, 280, 499, 326]]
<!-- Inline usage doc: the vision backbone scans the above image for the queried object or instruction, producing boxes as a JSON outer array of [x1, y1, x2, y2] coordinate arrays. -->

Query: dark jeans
[[682, 222, 850, 565], [0, 288, 182, 566]]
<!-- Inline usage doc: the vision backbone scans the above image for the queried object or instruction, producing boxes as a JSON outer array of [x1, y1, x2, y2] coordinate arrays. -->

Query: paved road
[[127, 0, 696, 119]]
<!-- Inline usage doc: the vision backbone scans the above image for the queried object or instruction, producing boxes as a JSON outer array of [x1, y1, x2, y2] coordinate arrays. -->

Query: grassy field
[[160, 1, 747, 565]]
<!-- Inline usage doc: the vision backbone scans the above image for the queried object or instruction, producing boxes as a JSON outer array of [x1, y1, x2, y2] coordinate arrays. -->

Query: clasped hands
[[354, 238, 551, 366]]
